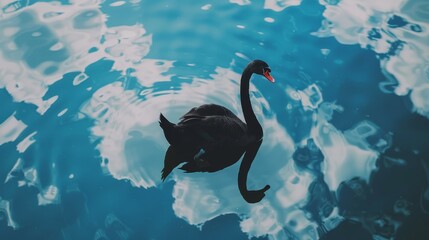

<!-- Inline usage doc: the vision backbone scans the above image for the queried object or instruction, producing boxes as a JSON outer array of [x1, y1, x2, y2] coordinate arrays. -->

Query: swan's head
[[249, 60, 275, 83]]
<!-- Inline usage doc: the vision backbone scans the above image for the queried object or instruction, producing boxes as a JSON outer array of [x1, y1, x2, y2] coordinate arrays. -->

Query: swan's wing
[[178, 104, 245, 141], [179, 115, 247, 146], [180, 104, 240, 121]]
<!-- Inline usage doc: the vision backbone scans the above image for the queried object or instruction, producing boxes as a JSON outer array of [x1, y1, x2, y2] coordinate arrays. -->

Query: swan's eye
[[263, 68, 271, 73], [262, 68, 275, 82]]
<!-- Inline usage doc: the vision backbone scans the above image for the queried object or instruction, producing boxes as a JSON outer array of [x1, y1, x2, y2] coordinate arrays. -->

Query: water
[[0, 0, 428, 239]]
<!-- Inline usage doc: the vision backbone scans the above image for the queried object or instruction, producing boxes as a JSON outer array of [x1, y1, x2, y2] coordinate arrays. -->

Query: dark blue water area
[[1, 0, 429, 240]]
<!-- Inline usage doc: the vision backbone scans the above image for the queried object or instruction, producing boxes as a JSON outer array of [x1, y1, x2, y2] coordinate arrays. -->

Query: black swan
[[159, 60, 274, 203]]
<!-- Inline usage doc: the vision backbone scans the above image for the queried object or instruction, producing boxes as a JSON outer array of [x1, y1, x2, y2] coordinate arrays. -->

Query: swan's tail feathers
[[159, 113, 177, 145], [161, 146, 183, 181]]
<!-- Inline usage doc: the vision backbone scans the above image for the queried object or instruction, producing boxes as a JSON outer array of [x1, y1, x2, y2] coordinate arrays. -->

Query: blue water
[[1, 0, 428, 239]]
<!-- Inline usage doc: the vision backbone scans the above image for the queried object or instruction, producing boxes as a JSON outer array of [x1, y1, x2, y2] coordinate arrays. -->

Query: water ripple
[[315, 0, 429, 118], [0, 0, 427, 239]]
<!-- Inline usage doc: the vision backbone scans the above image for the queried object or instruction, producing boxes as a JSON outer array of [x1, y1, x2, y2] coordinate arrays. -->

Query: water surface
[[1, 0, 428, 239]]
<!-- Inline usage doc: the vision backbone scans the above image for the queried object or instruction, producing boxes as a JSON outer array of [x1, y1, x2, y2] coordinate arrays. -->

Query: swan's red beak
[[263, 70, 275, 83]]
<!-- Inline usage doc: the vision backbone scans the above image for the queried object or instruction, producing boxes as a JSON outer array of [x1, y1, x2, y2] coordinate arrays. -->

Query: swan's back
[[175, 104, 248, 147], [179, 104, 241, 122]]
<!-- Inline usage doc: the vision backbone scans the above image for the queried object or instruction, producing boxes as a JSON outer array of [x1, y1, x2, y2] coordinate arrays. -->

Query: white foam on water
[[110, 1, 126, 7], [316, 0, 429, 119], [230, 0, 252, 6], [264, 0, 302, 12], [38, 185, 60, 205], [0, 113, 27, 145], [0, 2, 152, 115], [16, 131, 37, 153], [410, 84, 429, 117], [264, 17, 275, 23], [298, 84, 323, 110], [73, 72, 89, 86], [103, 24, 152, 74], [80, 79, 171, 188], [0, 2, 106, 114], [311, 104, 378, 191], [240, 201, 283, 236], [132, 59, 174, 87], [0, 199, 16, 228], [201, 4, 212, 11], [229, 0, 302, 11]]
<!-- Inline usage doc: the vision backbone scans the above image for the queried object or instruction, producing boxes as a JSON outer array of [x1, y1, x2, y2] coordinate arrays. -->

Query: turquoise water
[[0, 0, 428, 239]]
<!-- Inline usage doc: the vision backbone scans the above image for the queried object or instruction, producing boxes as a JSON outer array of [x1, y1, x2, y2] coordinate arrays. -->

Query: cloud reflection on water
[[1, 0, 425, 239], [81, 57, 379, 238], [315, 0, 429, 118]]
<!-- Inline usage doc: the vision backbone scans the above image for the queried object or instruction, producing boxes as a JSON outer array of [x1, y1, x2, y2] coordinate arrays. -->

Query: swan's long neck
[[240, 68, 263, 138]]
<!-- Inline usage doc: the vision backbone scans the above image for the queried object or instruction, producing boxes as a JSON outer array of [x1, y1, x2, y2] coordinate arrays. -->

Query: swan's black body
[[159, 60, 274, 203]]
